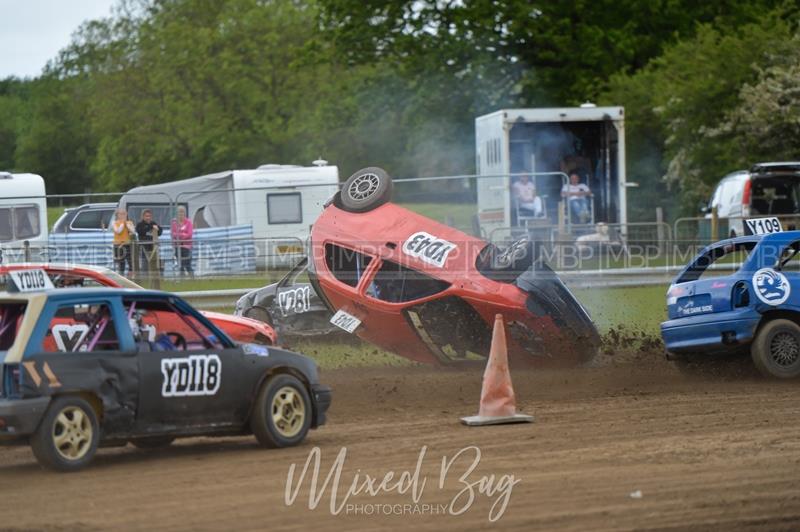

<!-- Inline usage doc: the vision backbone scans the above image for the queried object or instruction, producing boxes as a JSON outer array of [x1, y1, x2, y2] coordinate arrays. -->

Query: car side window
[[0, 302, 27, 350], [677, 242, 757, 283], [324, 244, 373, 288], [776, 241, 800, 272], [42, 303, 119, 353], [124, 299, 224, 352], [366, 259, 450, 303]]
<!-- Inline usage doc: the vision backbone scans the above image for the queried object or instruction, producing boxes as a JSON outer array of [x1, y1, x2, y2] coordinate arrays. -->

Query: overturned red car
[[0, 263, 277, 346], [308, 167, 600, 366]]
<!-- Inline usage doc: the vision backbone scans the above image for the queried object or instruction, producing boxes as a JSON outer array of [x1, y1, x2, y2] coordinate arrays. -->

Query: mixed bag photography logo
[[284, 445, 520, 522]]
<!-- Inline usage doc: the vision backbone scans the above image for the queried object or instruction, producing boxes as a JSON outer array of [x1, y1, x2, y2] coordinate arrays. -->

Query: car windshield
[[677, 242, 757, 283]]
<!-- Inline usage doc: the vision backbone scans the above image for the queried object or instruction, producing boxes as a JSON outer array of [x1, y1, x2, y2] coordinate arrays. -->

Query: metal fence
[[0, 173, 716, 278]]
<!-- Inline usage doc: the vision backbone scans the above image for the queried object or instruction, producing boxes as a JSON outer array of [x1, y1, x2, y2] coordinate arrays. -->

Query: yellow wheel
[[270, 386, 306, 439], [251, 375, 311, 447], [31, 396, 99, 472]]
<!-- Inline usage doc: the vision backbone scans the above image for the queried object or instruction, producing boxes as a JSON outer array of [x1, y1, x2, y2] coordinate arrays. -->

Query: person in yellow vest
[[112, 208, 136, 275]]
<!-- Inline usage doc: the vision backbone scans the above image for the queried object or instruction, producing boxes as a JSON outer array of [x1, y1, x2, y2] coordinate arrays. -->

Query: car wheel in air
[[250, 374, 312, 448], [339, 167, 393, 212], [31, 396, 100, 472], [752, 319, 800, 378]]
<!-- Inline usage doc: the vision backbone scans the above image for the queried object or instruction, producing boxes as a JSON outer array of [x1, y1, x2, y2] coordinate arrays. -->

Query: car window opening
[[0, 302, 27, 350], [43, 303, 119, 353], [367, 260, 450, 303], [677, 242, 757, 283], [324, 244, 373, 288], [124, 298, 223, 352], [776, 240, 800, 271]]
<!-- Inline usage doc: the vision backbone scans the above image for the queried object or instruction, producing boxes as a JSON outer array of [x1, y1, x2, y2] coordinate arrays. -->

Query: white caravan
[[120, 162, 339, 267], [0, 172, 48, 263], [475, 105, 628, 239]]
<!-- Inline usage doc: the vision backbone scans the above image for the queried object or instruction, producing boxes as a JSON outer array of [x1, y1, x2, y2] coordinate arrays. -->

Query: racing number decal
[[161, 354, 221, 397], [402, 231, 456, 268], [278, 286, 312, 316], [745, 217, 783, 235], [330, 309, 361, 333]]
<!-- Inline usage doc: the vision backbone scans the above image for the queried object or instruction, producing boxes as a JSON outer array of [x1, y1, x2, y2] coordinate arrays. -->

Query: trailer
[[120, 162, 339, 267], [475, 105, 627, 239], [0, 172, 48, 263]]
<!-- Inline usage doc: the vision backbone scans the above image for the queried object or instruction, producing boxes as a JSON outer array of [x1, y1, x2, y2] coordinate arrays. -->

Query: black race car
[[0, 282, 331, 471]]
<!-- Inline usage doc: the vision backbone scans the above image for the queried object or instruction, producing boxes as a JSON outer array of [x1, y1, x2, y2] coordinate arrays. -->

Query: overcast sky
[[0, 0, 117, 78]]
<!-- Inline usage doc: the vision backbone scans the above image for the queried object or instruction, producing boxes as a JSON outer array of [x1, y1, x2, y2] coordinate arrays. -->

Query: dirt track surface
[[1, 355, 799, 531]]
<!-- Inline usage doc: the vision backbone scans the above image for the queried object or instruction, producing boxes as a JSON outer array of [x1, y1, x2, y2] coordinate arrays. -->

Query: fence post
[[23, 240, 30, 262], [150, 226, 161, 290], [710, 206, 719, 243], [131, 239, 138, 278], [656, 207, 665, 254]]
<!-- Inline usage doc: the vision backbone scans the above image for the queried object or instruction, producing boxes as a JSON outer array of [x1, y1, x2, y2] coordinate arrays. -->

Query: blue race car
[[0, 276, 331, 471], [661, 228, 800, 378]]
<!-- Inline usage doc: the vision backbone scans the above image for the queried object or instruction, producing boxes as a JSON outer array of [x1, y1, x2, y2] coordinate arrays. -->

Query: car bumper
[[310, 384, 332, 428], [0, 396, 50, 440], [661, 309, 761, 354]]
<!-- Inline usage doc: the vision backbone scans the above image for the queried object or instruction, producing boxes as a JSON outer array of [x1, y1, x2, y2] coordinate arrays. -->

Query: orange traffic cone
[[461, 314, 534, 426]]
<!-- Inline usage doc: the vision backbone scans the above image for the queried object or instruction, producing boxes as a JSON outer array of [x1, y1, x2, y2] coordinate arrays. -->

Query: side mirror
[[699, 202, 710, 214]]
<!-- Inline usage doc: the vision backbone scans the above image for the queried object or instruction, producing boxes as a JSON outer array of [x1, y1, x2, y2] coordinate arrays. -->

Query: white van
[[706, 162, 800, 237], [0, 172, 48, 262], [120, 162, 339, 267]]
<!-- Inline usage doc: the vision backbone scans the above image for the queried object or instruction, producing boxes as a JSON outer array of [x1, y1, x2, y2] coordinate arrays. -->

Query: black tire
[[751, 319, 800, 378], [493, 238, 535, 272], [31, 396, 100, 472], [339, 167, 393, 213], [130, 436, 175, 449], [244, 305, 273, 326], [250, 374, 312, 448]]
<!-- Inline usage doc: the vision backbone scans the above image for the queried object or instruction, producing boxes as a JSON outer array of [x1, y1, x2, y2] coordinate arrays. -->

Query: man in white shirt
[[511, 175, 543, 219], [561, 172, 591, 223]]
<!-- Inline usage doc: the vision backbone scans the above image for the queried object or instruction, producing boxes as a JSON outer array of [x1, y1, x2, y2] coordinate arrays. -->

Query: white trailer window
[[0, 205, 40, 242], [14, 206, 40, 239], [267, 193, 302, 224], [0, 209, 12, 241]]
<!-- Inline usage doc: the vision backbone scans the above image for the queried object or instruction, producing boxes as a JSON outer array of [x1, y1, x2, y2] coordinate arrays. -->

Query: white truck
[[0, 172, 48, 263], [475, 105, 628, 239], [120, 162, 339, 267]]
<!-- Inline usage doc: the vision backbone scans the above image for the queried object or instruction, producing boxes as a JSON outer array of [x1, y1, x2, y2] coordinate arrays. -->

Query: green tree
[[602, 12, 798, 218]]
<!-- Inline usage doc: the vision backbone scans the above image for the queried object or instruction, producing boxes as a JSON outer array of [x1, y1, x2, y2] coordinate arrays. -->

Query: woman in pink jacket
[[171, 206, 194, 277]]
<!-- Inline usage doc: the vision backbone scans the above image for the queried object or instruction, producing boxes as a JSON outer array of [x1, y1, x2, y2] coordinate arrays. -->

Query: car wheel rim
[[347, 173, 380, 202], [770, 331, 800, 367], [52, 406, 93, 461], [271, 386, 305, 438]]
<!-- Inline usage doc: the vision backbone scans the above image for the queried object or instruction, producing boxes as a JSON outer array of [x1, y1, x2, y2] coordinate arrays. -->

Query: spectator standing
[[171, 206, 194, 277], [135, 209, 163, 274], [112, 208, 135, 275]]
